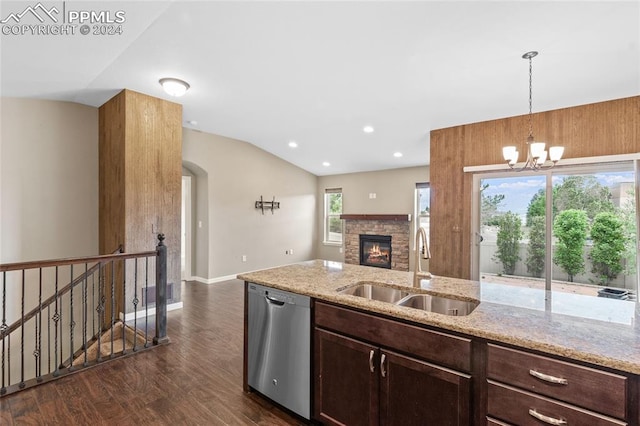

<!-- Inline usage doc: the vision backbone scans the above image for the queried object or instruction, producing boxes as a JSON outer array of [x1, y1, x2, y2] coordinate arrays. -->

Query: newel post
[[153, 234, 170, 345]]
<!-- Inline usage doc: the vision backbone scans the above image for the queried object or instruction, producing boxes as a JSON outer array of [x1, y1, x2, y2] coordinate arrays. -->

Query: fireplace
[[360, 235, 392, 269]]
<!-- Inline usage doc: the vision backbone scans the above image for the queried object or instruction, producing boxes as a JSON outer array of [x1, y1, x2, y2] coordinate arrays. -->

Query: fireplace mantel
[[340, 214, 410, 222]]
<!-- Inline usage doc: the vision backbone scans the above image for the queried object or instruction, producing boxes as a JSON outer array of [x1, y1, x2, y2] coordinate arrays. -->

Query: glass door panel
[[478, 175, 547, 289], [551, 169, 636, 297]]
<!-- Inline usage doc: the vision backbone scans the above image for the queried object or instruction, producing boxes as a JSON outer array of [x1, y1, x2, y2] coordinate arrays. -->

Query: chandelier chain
[[528, 55, 533, 139]]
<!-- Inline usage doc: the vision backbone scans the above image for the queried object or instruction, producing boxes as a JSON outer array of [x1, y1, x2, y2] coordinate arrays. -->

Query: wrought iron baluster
[[36, 268, 42, 382], [53, 266, 59, 376], [68, 265, 75, 371], [83, 262, 88, 367], [96, 263, 104, 363], [20, 270, 25, 388], [7, 334, 10, 388], [132, 258, 139, 352], [122, 260, 126, 355], [47, 304, 51, 375], [110, 260, 115, 358], [144, 257, 149, 347], [58, 267, 63, 373], [91, 266, 96, 338], [1, 271, 7, 395]]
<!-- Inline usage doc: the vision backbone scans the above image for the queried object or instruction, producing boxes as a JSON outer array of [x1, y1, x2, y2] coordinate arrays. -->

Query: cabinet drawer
[[487, 344, 627, 419], [488, 381, 627, 426], [315, 301, 472, 372]]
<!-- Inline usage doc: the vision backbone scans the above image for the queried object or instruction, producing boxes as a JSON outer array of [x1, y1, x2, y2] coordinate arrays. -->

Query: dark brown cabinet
[[487, 343, 631, 425], [380, 349, 471, 426], [315, 329, 379, 425], [314, 302, 472, 425]]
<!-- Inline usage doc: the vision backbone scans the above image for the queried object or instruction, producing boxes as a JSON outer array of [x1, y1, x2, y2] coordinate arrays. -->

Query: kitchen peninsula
[[240, 260, 640, 425]]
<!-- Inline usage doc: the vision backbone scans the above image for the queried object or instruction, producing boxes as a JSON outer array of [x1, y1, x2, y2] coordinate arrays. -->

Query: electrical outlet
[[242, 255, 247, 262]]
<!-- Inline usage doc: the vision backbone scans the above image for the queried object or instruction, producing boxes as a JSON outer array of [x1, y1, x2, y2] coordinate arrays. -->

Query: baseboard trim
[[191, 274, 238, 284], [120, 301, 184, 322]]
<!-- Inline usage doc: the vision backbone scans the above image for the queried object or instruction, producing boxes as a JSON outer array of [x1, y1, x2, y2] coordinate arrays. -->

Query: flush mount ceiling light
[[363, 125, 374, 133], [502, 51, 564, 171], [159, 77, 190, 97]]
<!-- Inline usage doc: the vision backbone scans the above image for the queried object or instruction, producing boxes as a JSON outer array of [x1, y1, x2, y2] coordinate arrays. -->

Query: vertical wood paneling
[[430, 96, 640, 279], [98, 92, 126, 256], [99, 89, 182, 313]]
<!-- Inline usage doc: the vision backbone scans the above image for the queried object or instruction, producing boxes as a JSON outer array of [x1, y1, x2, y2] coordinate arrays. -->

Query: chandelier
[[502, 51, 564, 171]]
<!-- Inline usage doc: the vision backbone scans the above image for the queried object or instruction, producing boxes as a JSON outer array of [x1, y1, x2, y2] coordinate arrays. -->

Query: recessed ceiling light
[[187, 120, 198, 126], [393, 152, 403, 158], [363, 125, 374, 133], [159, 77, 190, 97], [288, 141, 298, 148], [322, 161, 331, 167]]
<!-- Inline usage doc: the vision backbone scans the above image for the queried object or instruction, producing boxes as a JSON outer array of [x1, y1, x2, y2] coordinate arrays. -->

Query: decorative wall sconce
[[255, 196, 280, 214]]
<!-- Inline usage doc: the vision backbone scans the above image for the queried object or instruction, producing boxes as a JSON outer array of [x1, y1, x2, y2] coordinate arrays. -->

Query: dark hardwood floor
[[0, 279, 306, 425]]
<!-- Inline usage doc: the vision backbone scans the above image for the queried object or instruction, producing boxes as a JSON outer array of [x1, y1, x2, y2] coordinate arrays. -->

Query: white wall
[[316, 166, 429, 268], [0, 98, 98, 262], [182, 128, 318, 281]]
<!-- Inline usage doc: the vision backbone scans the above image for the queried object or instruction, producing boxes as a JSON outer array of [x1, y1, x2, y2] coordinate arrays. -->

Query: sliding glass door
[[472, 161, 638, 297]]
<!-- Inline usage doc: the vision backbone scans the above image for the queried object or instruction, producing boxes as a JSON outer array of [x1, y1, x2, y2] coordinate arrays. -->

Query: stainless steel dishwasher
[[247, 283, 311, 420]]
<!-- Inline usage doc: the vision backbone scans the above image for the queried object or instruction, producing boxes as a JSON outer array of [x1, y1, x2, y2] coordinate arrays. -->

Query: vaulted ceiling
[[1, 1, 638, 175]]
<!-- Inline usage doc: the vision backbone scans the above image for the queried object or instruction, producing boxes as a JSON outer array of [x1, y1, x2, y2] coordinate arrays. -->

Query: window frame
[[470, 159, 639, 293], [324, 188, 343, 245], [415, 183, 430, 252]]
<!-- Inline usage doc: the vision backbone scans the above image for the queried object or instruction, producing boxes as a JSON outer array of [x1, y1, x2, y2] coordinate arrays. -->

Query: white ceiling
[[1, 1, 638, 176]]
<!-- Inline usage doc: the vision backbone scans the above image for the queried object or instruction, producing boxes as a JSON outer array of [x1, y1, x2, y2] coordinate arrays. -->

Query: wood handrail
[[0, 247, 157, 272]]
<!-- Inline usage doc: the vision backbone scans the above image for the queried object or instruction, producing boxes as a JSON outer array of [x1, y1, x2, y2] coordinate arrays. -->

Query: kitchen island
[[239, 260, 640, 425]]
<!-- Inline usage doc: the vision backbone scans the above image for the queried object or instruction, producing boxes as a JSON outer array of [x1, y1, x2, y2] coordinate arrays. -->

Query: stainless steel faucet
[[414, 227, 432, 287]]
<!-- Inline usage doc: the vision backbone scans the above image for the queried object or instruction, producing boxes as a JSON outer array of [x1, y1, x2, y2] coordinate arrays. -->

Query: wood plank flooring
[[0, 279, 306, 425]]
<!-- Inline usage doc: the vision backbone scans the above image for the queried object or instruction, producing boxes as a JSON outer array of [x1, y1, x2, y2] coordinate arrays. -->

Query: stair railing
[[0, 234, 169, 396]]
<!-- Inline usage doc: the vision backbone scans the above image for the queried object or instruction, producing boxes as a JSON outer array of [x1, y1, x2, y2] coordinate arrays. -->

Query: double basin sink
[[339, 282, 478, 316]]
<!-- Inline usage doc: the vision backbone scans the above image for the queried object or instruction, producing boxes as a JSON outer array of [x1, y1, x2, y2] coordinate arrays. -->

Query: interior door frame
[[181, 175, 192, 281]]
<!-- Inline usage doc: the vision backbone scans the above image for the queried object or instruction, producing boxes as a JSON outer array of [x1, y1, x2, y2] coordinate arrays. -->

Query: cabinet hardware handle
[[529, 369, 569, 385], [528, 409, 567, 425], [369, 350, 375, 373], [380, 354, 387, 377]]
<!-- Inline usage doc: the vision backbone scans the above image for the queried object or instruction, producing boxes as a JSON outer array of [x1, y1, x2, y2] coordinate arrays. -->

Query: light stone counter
[[238, 259, 640, 375]]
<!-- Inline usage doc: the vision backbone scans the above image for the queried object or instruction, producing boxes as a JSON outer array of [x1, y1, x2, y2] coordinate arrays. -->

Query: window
[[416, 183, 430, 245], [472, 160, 638, 299], [324, 188, 343, 244]]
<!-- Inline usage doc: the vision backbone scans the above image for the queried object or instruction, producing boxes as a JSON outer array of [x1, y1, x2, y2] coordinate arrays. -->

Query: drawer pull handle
[[380, 353, 387, 378], [529, 369, 569, 385], [369, 350, 375, 373], [529, 409, 567, 425]]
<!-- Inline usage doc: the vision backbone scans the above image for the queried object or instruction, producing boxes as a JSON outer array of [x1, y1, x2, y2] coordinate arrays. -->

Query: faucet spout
[[414, 227, 431, 287]]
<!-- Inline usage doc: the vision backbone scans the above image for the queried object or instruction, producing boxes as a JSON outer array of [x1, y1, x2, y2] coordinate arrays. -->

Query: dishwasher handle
[[265, 295, 286, 306]]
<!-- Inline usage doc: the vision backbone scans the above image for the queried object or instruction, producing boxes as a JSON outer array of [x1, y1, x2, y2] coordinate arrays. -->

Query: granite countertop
[[238, 259, 640, 375]]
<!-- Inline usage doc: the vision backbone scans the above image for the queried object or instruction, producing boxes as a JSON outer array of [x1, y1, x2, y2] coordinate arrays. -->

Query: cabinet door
[[380, 350, 471, 426], [315, 328, 380, 426]]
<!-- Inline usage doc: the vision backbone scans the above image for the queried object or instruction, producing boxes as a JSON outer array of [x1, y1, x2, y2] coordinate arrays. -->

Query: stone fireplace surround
[[341, 214, 411, 272]]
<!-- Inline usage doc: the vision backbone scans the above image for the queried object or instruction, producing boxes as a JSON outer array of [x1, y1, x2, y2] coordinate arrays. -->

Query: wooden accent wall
[[99, 89, 182, 312], [430, 96, 640, 279]]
